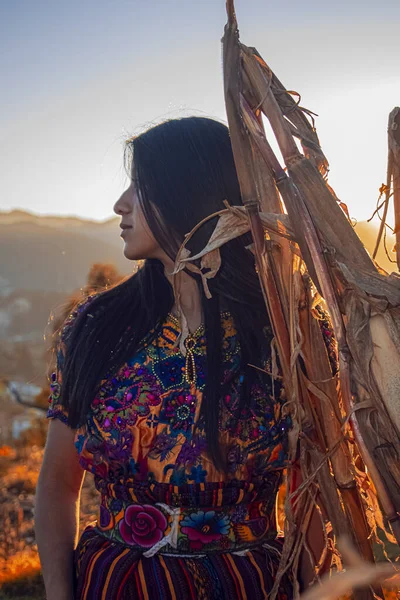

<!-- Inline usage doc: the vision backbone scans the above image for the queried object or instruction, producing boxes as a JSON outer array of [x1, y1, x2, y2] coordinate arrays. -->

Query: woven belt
[[95, 499, 277, 557]]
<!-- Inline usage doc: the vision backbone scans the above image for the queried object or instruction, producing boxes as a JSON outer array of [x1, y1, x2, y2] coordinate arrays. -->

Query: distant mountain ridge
[[0, 209, 118, 230], [0, 209, 133, 294]]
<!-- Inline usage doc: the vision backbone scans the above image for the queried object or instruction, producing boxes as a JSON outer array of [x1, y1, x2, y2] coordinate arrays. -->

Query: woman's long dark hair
[[60, 117, 273, 471]]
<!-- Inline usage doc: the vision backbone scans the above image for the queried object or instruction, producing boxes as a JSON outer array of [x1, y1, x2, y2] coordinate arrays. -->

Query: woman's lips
[[120, 227, 132, 238]]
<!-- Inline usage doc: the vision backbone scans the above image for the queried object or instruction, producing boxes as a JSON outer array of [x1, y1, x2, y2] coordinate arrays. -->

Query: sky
[[1, 0, 399, 224]]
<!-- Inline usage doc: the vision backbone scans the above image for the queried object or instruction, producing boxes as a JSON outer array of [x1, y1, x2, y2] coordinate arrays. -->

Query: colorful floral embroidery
[[119, 504, 168, 548], [160, 392, 196, 433], [147, 432, 180, 462], [181, 510, 231, 550], [188, 464, 208, 483], [175, 435, 206, 467]]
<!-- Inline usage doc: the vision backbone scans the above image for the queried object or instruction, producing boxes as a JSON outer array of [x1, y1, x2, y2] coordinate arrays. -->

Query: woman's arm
[[35, 419, 85, 600]]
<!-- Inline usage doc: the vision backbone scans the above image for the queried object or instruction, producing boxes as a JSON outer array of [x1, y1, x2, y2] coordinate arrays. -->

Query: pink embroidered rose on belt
[[119, 504, 168, 548]]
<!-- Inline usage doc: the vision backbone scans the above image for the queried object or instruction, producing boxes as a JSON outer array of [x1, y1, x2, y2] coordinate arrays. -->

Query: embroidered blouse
[[47, 297, 292, 555]]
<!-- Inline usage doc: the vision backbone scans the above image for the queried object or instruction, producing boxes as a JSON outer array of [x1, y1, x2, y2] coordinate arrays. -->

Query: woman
[[35, 117, 304, 599]]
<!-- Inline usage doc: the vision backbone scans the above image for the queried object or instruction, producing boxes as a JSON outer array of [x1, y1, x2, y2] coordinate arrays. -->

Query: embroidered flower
[[148, 432, 179, 462], [95, 367, 161, 416], [164, 465, 188, 486], [119, 504, 167, 548], [176, 440, 204, 467], [84, 437, 106, 465], [161, 393, 196, 432], [188, 464, 207, 483], [181, 510, 230, 550], [106, 431, 133, 462]]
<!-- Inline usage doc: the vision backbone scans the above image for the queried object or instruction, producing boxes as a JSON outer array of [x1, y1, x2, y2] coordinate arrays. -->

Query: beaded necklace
[[167, 313, 204, 386], [183, 333, 197, 385]]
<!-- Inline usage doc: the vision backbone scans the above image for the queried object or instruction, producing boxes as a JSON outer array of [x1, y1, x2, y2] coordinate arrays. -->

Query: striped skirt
[[74, 524, 292, 599]]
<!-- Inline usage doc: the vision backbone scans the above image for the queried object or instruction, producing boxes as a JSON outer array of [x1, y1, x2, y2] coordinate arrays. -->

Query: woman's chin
[[121, 236, 161, 262], [123, 247, 140, 261], [122, 244, 146, 262]]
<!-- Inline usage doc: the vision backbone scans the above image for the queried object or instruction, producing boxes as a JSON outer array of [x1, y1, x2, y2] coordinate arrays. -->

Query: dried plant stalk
[[391, 108, 400, 269], [221, 1, 400, 598], [376, 108, 400, 269]]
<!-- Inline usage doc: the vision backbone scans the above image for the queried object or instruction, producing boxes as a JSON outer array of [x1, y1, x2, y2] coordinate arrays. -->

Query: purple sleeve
[[46, 295, 95, 426]]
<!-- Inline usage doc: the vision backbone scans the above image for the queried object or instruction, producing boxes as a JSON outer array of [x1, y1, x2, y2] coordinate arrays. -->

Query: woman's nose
[[113, 199, 124, 215], [113, 188, 131, 215]]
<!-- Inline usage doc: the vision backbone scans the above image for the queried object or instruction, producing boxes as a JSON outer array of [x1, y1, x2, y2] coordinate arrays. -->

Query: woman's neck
[[162, 257, 203, 333]]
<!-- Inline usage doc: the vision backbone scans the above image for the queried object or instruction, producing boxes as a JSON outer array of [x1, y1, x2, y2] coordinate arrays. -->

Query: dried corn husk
[[174, 2, 400, 598], [373, 108, 400, 269]]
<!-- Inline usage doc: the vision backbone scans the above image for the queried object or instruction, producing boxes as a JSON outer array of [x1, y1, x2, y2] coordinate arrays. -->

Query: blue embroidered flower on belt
[[181, 510, 231, 550]]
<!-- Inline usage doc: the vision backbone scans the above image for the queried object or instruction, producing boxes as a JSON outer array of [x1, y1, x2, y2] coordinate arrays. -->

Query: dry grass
[[0, 421, 99, 599], [0, 444, 44, 598], [0, 549, 43, 589]]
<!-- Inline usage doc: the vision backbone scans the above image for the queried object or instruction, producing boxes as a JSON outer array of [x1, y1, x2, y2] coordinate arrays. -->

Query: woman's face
[[113, 181, 162, 261]]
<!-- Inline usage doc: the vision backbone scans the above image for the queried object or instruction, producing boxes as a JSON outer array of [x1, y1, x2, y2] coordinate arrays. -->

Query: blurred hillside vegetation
[[0, 242, 126, 598]]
